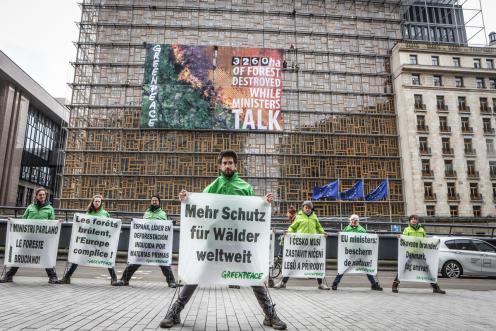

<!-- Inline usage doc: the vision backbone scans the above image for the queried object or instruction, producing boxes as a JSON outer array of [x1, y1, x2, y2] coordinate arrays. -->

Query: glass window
[[437, 95, 445, 108], [455, 76, 464, 87], [474, 58, 481, 68], [473, 205, 481, 217], [421, 159, 431, 174], [424, 182, 433, 197], [456, 239, 477, 251], [410, 54, 418, 65], [449, 205, 458, 217], [453, 57, 460, 67], [432, 56, 439, 66], [442, 138, 451, 152], [414, 94, 423, 108], [490, 161, 496, 177], [461, 117, 470, 131], [487, 59, 494, 69], [473, 241, 496, 253], [417, 115, 426, 128], [447, 182, 456, 197], [470, 183, 479, 197], [439, 116, 448, 131], [412, 74, 421, 85], [486, 139, 495, 154], [445, 240, 457, 249], [483, 118, 492, 132], [476, 77, 485, 88], [419, 136, 429, 152], [490, 78, 496, 89], [426, 205, 435, 216], [433, 75, 442, 86], [467, 160, 476, 175], [458, 96, 467, 110]]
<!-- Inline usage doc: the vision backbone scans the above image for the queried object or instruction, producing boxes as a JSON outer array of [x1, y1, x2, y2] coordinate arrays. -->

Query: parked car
[[437, 236, 496, 278]]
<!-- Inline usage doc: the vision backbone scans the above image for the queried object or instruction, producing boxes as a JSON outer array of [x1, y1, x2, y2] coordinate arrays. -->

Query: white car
[[437, 237, 496, 278]]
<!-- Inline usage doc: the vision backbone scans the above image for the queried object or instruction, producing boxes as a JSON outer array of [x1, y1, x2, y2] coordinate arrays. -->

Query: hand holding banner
[[337, 233, 379, 275], [68, 213, 121, 268], [128, 218, 173, 266], [178, 193, 271, 286], [281, 233, 326, 278], [397, 235, 440, 283], [4, 219, 61, 268]]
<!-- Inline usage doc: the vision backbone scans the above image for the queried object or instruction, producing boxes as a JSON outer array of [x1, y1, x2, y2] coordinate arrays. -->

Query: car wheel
[[442, 260, 463, 278]]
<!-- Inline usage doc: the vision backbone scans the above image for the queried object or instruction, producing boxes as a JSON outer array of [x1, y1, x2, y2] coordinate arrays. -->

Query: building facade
[[0, 50, 69, 207], [392, 42, 496, 217], [61, 0, 406, 217]]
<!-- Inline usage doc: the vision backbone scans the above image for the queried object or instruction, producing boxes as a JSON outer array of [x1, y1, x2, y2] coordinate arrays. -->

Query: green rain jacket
[[287, 211, 324, 234], [144, 207, 168, 220], [343, 224, 366, 233], [203, 173, 254, 196], [23, 202, 55, 220], [402, 224, 426, 237], [87, 208, 110, 218]]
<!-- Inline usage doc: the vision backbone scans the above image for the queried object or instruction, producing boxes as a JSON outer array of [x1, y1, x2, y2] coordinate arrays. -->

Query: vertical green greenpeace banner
[[140, 44, 283, 130]]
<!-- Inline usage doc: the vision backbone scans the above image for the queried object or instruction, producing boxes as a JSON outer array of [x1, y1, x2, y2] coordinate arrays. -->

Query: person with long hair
[[0, 187, 61, 284], [59, 194, 118, 285]]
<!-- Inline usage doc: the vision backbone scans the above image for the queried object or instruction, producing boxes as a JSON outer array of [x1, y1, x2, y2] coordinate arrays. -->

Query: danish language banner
[[4, 219, 61, 268], [128, 218, 173, 266], [68, 213, 121, 268], [281, 233, 326, 278], [337, 233, 379, 275], [141, 44, 283, 131], [178, 193, 271, 286], [398, 235, 440, 283]]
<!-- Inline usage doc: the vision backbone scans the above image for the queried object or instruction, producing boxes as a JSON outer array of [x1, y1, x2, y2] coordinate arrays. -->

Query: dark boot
[[263, 304, 287, 330], [432, 283, 446, 294], [159, 302, 182, 328], [0, 267, 17, 283], [117, 264, 138, 286], [371, 282, 383, 291], [392, 281, 400, 293], [160, 266, 178, 288], [331, 282, 338, 290], [45, 268, 60, 284], [59, 275, 71, 284], [109, 268, 118, 286]]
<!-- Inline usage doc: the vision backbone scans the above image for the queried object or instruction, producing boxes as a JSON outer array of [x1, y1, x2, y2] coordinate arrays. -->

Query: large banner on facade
[[4, 219, 61, 268], [178, 193, 271, 286], [337, 232, 378, 275], [128, 218, 173, 266], [281, 233, 326, 278], [397, 235, 440, 283], [68, 213, 121, 268], [141, 44, 283, 131]]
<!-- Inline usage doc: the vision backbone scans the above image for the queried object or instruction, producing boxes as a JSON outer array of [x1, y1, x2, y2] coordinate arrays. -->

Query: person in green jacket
[[60, 194, 118, 285], [331, 214, 382, 291], [0, 187, 61, 284], [115, 195, 177, 287], [160, 150, 287, 330], [392, 214, 445, 294], [274, 200, 330, 290]]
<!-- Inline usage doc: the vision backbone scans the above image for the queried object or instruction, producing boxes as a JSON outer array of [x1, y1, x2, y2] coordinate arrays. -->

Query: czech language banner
[[281, 233, 326, 278], [141, 44, 283, 131], [68, 213, 121, 268], [178, 193, 271, 286], [4, 219, 61, 268], [128, 219, 173, 266], [398, 235, 440, 283], [337, 233, 378, 275]]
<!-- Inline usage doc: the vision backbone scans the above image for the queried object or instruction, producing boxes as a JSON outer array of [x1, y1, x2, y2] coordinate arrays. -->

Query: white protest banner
[[337, 232, 379, 275], [281, 233, 326, 278], [398, 235, 440, 283], [4, 219, 61, 268], [178, 193, 271, 286], [128, 218, 173, 266], [68, 213, 121, 268]]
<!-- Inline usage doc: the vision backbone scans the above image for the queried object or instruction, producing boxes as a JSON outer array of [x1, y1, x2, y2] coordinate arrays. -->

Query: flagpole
[[338, 179, 342, 224], [387, 177, 392, 223], [364, 180, 367, 221]]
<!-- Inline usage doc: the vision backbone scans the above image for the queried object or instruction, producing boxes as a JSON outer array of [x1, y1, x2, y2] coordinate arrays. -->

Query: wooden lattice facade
[[62, 0, 405, 217]]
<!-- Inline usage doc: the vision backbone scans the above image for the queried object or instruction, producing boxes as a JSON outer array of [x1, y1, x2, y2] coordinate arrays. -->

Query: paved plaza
[[1, 264, 495, 330]]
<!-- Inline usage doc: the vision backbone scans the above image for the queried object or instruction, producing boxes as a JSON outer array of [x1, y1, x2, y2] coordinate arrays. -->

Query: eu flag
[[340, 180, 365, 200], [365, 179, 389, 201], [312, 180, 339, 200]]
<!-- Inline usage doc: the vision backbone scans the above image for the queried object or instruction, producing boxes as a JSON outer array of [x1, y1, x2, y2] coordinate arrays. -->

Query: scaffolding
[[62, 0, 405, 217]]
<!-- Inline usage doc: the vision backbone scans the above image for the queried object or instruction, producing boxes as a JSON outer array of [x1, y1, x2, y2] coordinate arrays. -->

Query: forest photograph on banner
[[141, 44, 283, 131]]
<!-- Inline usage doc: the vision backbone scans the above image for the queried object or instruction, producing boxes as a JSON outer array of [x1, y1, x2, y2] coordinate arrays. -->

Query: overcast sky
[[0, 0, 495, 99]]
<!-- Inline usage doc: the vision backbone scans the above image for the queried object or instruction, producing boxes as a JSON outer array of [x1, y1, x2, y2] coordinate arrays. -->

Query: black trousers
[[4, 267, 58, 279], [65, 263, 117, 280], [121, 264, 175, 283], [171, 285, 274, 316]]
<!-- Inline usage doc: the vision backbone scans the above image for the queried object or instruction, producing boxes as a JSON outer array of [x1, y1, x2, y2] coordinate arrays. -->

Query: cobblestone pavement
[[1, 274, 495, 330]]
